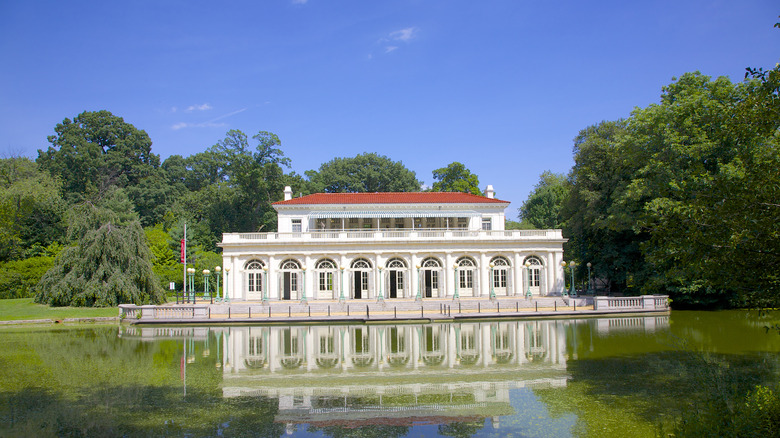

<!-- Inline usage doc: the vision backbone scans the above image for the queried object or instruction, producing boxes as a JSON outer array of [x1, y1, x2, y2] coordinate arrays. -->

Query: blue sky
[[1, 1, 778, 215]]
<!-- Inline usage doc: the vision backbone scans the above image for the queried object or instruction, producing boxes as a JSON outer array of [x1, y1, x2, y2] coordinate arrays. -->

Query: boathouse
[[219, 185, 568, 301]]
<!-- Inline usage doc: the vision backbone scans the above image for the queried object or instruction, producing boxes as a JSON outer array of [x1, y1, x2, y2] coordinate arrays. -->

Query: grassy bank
[[0, 298, 117, 321]]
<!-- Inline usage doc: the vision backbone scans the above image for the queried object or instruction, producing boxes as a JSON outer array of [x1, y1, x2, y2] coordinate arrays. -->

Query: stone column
[[479, 252, 489, 297], [513, 253, 523, 297], [546, 252, 556, 295], [445, 252, 454, 298], [410, 253, 419, 299], [268, 255, 277, 300], [301, 255, 310, 300]]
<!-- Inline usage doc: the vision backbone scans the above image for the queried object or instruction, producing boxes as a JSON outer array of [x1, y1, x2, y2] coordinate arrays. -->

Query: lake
[[1, 311, 779, 437]]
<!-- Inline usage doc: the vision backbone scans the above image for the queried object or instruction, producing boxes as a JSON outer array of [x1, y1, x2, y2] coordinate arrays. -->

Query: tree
[[518, 171, 568, 229], [431, 162, 482, 195], [632, 72, 779, 307], [0, 157, 66, 262], [35, 203, 165, 307], [305, 152, 421, 193], [562, 70, 780, 306], [561, 119, 646, 293], [37, 110, 160, 204]]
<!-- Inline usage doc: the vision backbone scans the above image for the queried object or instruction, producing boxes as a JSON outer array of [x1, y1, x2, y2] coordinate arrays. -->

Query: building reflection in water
[[121, 316, 669, 431]]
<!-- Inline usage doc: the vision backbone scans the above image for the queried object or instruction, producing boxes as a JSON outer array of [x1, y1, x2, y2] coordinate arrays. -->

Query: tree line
[[3, 65, 777, 308], [518, 68, 779, 309], [0, 111, 484, 305]]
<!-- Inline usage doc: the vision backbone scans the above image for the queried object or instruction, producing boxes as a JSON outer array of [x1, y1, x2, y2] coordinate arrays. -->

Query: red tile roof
[[274, 192, 509, 205]]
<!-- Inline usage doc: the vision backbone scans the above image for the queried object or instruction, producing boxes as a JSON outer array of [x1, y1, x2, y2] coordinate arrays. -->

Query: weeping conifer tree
[[35, 202, 165, 307]]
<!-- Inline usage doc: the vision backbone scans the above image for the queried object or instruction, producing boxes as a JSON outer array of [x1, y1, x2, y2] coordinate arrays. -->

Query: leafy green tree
[[37, 110, 160, 204], [0, 254, 56, 299], [563, 70, 780, 306], [126, 168, 188, 227], [144, 225, 182, 291], [562, 119, 646, 293], [35, 203, 165, 307], [633, 72, 779, 307], [305, 152, 421, 193], [518, 171, 568, 229], [0, 157, 66, 262], [174, 129, 291, 239], [431, 162, 482, 195]]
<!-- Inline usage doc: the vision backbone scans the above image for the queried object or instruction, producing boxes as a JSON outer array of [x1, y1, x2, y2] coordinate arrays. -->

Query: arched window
[[279, 259, 301, 300], [245, 259, 265, 270], [351, 258, 372, 269], [421, 257, 441, 268], [316, 259, 337, 298], [524, 256, 544, 292], [351, 258, 372, 299], [456, 256, 476, 268], [316, 259, 336, 270], [524, 256, 543, 266], [386, 258, 406, 269], [490, 256, 511, 291], [491, 256, 510, 267], [385, 258, 407, 299], [244, 259, 265, 298], [280, 259, 301, 270], [456, 256, 477, 293]]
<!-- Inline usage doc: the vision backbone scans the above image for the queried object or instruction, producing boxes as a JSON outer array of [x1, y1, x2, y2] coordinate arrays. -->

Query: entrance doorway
[[386, 258, 406, 299]]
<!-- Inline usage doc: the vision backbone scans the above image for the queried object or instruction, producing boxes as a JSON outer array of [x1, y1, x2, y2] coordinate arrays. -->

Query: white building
[[219, 185, 567, 301]]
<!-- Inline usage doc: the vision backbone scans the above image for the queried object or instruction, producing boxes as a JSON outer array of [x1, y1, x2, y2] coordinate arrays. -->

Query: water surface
[[1, 311, 779, 437]]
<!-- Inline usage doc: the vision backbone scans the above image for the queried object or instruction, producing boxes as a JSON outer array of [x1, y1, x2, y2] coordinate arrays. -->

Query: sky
[[1, 1, 778, 215]]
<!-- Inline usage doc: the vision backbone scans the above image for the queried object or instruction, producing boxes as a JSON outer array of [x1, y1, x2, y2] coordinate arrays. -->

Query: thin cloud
[[186, 103, 212, 112], [171, 107, 247, 130], [373, 27, 418, 57], [389, 27, 416, 42], [209, 107, 247, 122], [291, 0, 307, 4]]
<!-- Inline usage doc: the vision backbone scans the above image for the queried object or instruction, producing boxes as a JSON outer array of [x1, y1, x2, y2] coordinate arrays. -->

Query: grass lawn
[[0, 298, 117, 321]]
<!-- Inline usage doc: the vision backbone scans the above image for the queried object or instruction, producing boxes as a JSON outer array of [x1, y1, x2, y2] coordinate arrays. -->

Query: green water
[[1, 311, 779, 437]]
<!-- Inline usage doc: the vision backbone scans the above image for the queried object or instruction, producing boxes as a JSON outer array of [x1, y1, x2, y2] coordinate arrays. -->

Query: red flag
[[180, 239, 185, 263]]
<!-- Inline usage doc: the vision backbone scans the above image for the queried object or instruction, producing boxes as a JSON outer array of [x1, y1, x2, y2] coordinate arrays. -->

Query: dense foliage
[[305, 152, 421, 193], [431, 162, 482, 196], [518, 171, 567, 229], [2, 111, 472, 306], [552, 70, 779, 307], [35, 203, 165, 307]]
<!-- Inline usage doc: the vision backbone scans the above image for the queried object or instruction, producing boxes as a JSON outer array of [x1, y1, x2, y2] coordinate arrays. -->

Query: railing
[[223, 229, 564, 243], [119, 304, 209, 321], [593, 295, 670, 311]]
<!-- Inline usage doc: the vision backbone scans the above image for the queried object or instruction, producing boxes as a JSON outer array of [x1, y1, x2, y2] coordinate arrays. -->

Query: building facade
[[219, 185, 567, 301]]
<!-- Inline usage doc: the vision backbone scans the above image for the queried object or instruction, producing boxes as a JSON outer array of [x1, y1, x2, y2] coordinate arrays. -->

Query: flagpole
[[182, 222, 187, 303]]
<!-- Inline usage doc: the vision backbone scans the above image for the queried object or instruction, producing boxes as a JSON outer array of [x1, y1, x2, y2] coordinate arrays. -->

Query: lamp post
[[586, 262, 592, 295], [301, 267, 307, 303], [339, 267, 345, 302], [203, 269, 211, 303], [453, 265, 459, 300], [187, 268, 196, 303], [262, 267, 268, 303], [560, 261, 569, 297], [225, 266, 231, 303], [215, 266, 222, 302], [525, 261, 532, 298], [415, 265, 421, 301], [569, 261, 577, 297], [377, 267, 384, 302], [489, 263, 496, 300]]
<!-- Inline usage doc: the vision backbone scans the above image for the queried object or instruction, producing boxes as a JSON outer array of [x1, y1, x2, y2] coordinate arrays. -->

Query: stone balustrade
[[222, 229, 564, 243], [592, 295, 669, 311]]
